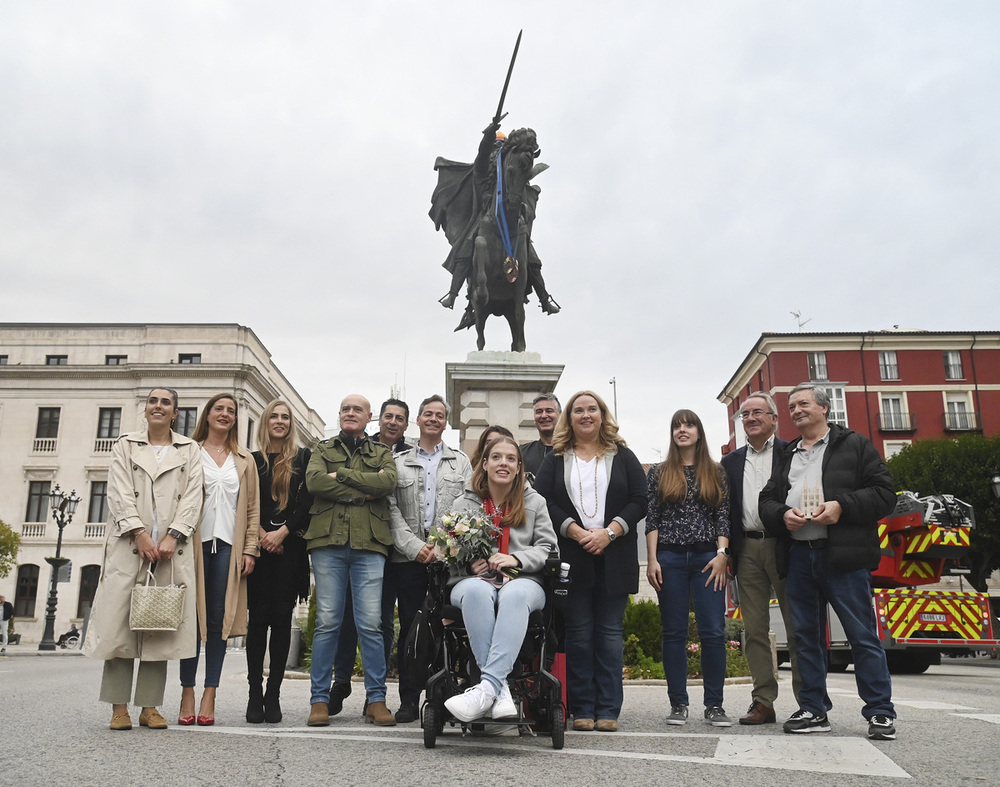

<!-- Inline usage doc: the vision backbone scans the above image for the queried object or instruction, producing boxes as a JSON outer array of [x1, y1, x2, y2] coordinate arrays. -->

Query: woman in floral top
[[645, 409, 732, 728]]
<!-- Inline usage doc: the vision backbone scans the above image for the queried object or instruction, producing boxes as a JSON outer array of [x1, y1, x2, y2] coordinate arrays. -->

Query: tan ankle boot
[[364, 701, 396, 727], [308, 701, 330, 727]]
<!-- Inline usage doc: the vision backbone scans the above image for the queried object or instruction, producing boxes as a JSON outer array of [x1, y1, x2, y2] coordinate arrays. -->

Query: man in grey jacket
[[388, 395, 473, 722]]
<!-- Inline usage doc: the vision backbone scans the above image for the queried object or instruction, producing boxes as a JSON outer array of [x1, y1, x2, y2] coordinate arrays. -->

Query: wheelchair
[[419, 548, 568, 749]]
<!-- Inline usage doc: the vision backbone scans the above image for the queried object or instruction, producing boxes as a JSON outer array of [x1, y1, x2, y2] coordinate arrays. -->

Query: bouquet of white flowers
[[428, 506, 500, 568]]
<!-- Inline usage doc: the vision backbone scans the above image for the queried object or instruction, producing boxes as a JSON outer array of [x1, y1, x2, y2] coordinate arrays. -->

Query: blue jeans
[[656, 549, 726, 708], [451, 577, 545, 696], [563, 560, 628, 721], [333, 560, 412, 698], [180, 540, 232, 688], [786, 543, 894, 719], [310, 546, 387, 705]]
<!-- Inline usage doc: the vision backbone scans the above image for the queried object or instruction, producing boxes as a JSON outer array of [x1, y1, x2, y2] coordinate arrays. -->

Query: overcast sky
[[2, 2, 998, 462]]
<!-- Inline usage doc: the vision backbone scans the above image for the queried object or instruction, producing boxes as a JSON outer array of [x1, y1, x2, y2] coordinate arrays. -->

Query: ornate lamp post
[[990, 472, 1000, 500], [37, 484, 80, 652]]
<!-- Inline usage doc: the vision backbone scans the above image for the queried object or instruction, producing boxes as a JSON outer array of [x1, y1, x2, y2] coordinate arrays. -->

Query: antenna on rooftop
[[790, 310, 812, 331]]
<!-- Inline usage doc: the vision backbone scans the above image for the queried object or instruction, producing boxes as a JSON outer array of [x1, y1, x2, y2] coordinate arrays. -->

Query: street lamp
[[608, 377, 618, 421], [990, 472, 1000, 500], [37, 484, 80, 652]]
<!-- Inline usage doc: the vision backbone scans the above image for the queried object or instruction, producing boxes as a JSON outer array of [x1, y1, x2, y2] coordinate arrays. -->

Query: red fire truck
[[760, 492, 999, 674]]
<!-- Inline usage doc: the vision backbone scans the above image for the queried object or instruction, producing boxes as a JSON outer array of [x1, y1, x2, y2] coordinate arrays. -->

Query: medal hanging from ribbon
[[483, 497, 510, 555]]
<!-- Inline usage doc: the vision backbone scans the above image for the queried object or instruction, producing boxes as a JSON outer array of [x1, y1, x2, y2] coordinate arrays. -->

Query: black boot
[[264, 679, 282, 723], [246, 682, 265, 724]]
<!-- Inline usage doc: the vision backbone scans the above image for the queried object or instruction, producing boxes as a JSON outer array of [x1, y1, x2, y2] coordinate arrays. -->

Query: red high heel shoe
[[178, 715, 196, 726], [197, 715, 215, 726]]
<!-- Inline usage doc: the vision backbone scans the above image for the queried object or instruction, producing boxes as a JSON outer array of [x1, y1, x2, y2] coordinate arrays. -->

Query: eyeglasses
[[739, 409, 774, 420]]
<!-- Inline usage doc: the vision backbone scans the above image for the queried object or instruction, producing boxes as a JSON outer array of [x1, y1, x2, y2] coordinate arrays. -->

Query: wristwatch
[[167, 528, 187, 543], [605, 527, 617, 543], [717, 546, 731, 557]]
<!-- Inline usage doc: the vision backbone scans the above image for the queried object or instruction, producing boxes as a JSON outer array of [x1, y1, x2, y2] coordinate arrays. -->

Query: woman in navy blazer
[[534, 390, 647, 732]]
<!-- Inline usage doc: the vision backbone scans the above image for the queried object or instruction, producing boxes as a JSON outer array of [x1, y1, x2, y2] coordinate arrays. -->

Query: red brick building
[[718, 331, 1000, 459]]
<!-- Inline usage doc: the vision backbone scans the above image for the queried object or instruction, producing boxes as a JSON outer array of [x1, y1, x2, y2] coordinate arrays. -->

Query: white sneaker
[[491, 683, 518, 719], [445, 682, 496, 722]]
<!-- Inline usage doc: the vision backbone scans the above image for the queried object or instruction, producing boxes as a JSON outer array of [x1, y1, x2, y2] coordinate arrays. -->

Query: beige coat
[[83, 430, 204, 661], [193, 447, 260, 641]]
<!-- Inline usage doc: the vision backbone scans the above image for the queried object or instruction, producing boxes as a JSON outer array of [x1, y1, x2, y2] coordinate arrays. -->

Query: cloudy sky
[[2, 1, 998, 462]]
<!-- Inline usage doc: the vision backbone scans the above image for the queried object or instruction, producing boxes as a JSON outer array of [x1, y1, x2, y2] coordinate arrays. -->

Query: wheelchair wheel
[[549, 702, 565, 750], [423, 703, 440, 749]]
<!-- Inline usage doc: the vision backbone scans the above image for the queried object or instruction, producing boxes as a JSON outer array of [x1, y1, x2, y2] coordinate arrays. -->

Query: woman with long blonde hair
[[645, 409, 731, 728], [534, 390, 647, 732], [442, 436, 558, 722], [245, 400, 312, 723]]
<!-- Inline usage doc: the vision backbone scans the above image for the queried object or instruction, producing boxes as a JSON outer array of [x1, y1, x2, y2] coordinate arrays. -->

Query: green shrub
[[623, 597, 662, 662]]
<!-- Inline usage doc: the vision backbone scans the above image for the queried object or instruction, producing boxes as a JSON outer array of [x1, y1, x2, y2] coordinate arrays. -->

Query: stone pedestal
[[445, 351, 564, 456]]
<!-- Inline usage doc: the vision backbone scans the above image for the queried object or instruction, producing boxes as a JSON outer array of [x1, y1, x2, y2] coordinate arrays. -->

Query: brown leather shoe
[[595, 719, 618, 732], [110, 709, 133, 731], [138, 707, 168, 729], [739, 700, 777, 725], [307, 702, 330, 727], [572, 717, 595, 731], [364, 700, 397, 727]]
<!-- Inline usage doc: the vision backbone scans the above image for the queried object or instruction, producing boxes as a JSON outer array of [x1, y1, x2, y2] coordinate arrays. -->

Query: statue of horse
[[430, 126, 550, 352]]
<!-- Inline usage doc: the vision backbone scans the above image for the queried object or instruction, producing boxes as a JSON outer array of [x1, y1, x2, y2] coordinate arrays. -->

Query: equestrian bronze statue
[[428, 34, 559, 352]]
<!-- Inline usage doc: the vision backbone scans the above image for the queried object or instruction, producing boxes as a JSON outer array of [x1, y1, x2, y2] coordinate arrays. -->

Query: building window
[[105, 355, 127, 365], [0, 355, 7, 365], [36, 407, 60, 438], [175, 407, 198, 437], [823, 386, 848, 427], [807, 352, 828, 381], [878, 351, 899, 381], [944, 350, 963, 380], [77, 565, 101, 619], [246, 418, 254, 449], [45, 354, 68, 365], [178, 353, 201, 364], [944, 393, 976, 431], [88, 481, 108, 523], [97, 408, 122, 439], [14, 564, 40, 618], [883, 440, 912, 459], [34, 407, 60, 452], [25, 481, 51, 523], [95, 407, 120, 451], [878, 395, 912, 431]]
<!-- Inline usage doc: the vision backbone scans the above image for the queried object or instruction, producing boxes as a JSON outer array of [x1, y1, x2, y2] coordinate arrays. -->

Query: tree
[[0, 518, 20, 579], [886, 434, 1000, 591]]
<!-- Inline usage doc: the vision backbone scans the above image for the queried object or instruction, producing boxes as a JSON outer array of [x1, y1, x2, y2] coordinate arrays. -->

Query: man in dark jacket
[[760, 383, 897, 740], [720, 393, 799, 725], [521, 393, 560, 479]]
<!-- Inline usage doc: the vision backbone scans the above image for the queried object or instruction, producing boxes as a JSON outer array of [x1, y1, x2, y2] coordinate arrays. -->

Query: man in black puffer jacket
[[760, 383, 897, 741]]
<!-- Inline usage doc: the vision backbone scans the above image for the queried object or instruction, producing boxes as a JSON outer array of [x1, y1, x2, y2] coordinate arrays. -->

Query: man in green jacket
[[304, 394, 398, 727]]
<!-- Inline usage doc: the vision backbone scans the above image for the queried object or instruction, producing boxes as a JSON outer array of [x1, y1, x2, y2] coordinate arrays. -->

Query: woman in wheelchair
[[443, 435, 558, 723]]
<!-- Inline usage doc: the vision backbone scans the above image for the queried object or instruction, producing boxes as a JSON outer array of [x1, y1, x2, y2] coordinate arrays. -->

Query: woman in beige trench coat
[[83, 388, 204, 731], [178, 392, 260, 726]]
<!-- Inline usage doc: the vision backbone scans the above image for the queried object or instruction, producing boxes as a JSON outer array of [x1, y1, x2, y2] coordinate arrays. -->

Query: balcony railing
[[32, 438, 58, 453], [85, 524, 106, 539], [93, 438, 116, 453], [878, 412, 915, 432], [943, 411, 979, 432], [21, 523, 46, 538]]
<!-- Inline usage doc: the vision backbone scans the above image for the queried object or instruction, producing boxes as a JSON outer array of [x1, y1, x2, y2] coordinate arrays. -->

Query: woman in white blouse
[[178, 393, 260, 726], [533, 391, 648, 733]]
